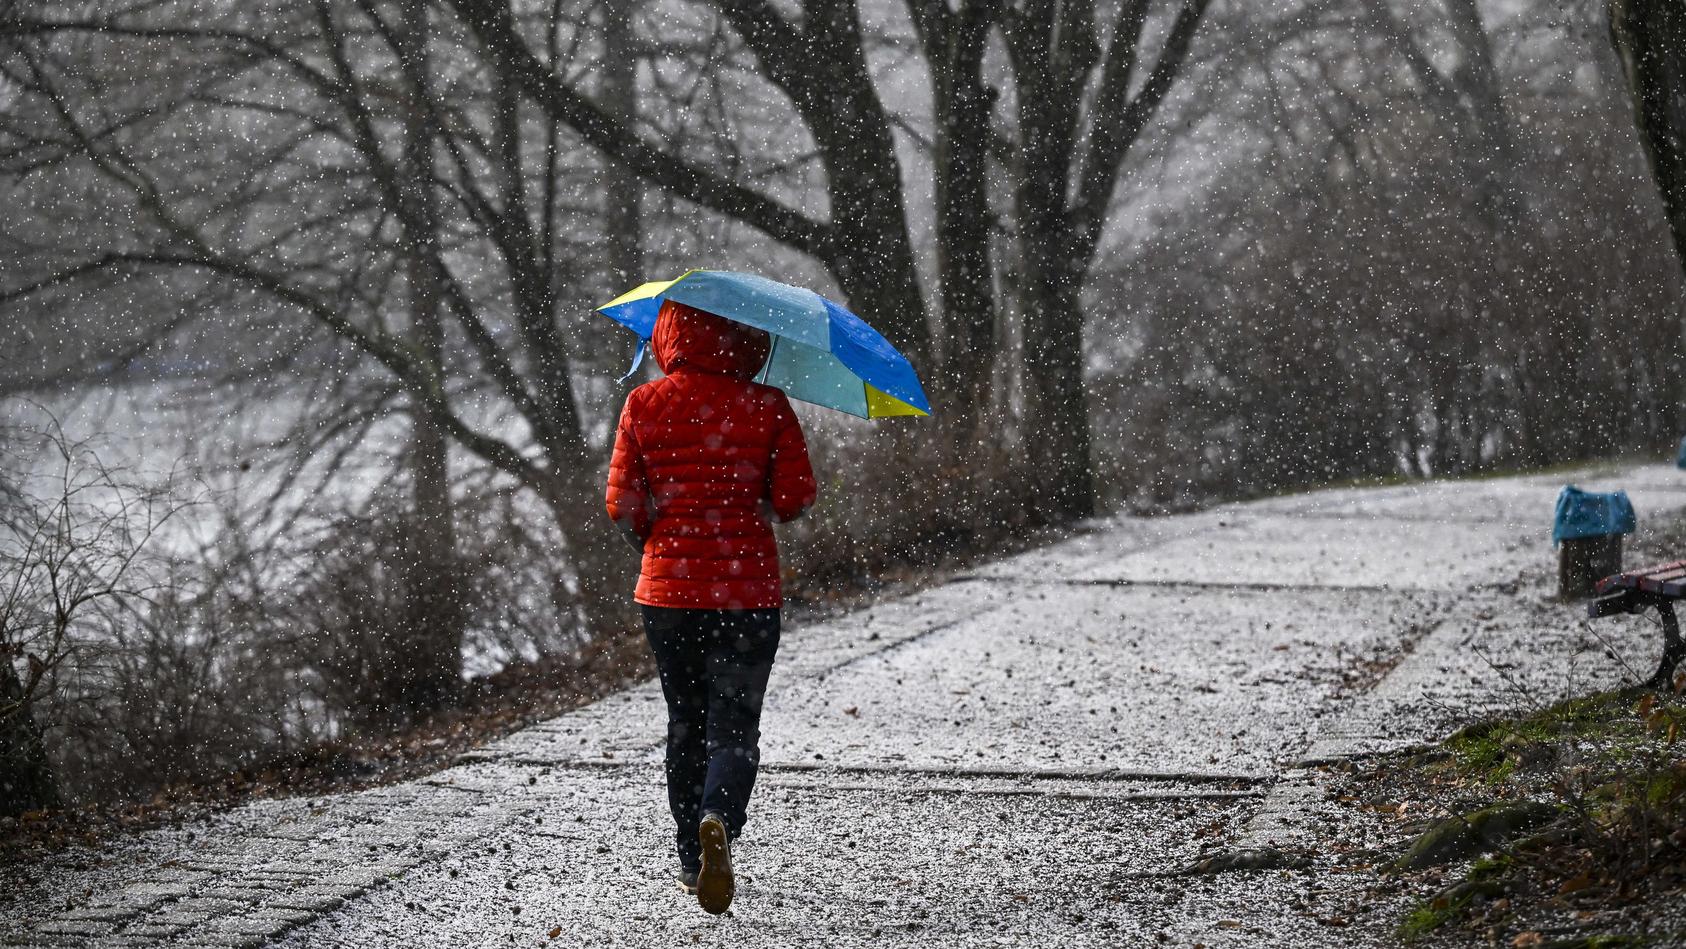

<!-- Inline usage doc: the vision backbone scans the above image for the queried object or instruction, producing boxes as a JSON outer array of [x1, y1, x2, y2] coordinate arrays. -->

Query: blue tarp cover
[[1552, 485, 1636, 546], [1675, 436, 1686, 470]]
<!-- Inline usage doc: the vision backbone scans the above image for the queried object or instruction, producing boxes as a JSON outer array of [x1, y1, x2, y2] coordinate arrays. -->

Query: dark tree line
[[1083, 0, 1685, 502]]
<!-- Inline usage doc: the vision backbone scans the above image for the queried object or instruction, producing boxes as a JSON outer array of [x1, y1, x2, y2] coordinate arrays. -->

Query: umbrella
[[596, 270, 931, 419]]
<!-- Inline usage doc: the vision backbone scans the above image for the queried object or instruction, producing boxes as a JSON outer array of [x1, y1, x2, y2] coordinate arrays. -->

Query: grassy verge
[[1375, 685, 1686, 945]]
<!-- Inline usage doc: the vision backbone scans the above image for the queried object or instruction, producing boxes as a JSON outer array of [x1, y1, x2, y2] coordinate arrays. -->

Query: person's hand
[[617, 522, 646, 552]]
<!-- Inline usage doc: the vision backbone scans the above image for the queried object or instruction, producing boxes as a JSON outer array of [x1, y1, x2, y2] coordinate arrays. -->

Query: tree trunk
[[799, 0, 933, 367], [1609, 0, 1686, 276], [1019, 256, 1096, 522], [601, 1, 643, 290], [395, 0, 463, 717], [399, 409, 462, 715], [1009, 35, 1097, 523], [0, 659, 57, 816], [921, 10, 999, 439]]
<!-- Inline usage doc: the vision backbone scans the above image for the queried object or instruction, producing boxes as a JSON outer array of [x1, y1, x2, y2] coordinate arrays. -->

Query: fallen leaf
[[1317, 917, 1349, 927], [548, 926, 562, 939], [1511, 932, 1543, 948], [1557, 872, 1594, 896]]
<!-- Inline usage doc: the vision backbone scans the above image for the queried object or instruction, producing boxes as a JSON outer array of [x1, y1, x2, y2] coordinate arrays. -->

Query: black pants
[[642, 605, 781, 872]]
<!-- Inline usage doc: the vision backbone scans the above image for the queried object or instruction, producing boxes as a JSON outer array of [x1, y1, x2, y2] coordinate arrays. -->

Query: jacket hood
[[652, 299, 771, 381]]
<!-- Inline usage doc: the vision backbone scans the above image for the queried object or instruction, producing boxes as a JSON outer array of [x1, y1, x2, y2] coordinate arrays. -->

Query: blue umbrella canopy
[[596, 270, 931, 419]]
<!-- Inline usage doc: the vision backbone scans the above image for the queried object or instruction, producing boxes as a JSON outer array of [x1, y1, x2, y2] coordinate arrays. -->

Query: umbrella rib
[[759, 334, 778, 386]]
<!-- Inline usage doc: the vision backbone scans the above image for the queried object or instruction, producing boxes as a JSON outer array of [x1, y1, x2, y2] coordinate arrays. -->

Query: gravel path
[[6, 465, 1680, 948]]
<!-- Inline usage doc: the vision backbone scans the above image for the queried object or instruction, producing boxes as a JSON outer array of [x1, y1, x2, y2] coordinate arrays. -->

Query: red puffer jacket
[[605, 300, 818, 609]]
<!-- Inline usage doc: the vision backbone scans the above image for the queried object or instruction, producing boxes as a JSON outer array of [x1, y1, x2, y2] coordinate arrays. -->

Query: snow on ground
[[3, 464, 1681, 948]]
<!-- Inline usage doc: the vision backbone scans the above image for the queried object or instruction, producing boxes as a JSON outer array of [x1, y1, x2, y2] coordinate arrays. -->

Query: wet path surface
[[6, 465, 1681, 947]]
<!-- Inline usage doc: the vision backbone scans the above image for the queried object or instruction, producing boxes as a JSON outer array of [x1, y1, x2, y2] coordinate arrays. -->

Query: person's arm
[[766, 396, 817, 523], [605, 395, 654, 549]]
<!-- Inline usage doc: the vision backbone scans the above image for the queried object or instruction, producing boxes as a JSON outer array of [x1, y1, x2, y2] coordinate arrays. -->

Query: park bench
[[1588, 560, 1686, 688]]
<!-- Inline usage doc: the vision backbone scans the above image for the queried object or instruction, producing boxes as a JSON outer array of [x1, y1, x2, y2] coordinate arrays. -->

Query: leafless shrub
[[0, 414, 192, 812], [781, 427, 1044, 602]]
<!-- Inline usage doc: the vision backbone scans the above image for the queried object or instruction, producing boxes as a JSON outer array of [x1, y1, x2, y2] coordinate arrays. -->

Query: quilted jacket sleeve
[[605, 393, 653, 538], [767, 394, 817, 523]]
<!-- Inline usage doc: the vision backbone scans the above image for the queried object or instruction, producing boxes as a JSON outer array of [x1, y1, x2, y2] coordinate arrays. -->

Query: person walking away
[[604, 299, 817, 914]]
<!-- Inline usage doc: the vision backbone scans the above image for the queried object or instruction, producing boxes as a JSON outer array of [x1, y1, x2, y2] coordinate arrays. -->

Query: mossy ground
[[1438, 689, 1684, 784], [1372, 686, 1686, 944], [1398, 856, 1513, 939]]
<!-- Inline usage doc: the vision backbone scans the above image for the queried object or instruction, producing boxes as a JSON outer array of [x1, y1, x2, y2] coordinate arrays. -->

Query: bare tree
[[996, 0, 1211, 518], [1365, 0, 1525, 229], [446, 0, 1216, 519], [0, 1, 630, 663], [390, 0, 466, 716]]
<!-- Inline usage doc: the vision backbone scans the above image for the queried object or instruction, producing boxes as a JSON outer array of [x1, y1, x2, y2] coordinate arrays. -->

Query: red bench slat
[[1639, 576, 1686, 597], [1597, 560, 1686, 599]]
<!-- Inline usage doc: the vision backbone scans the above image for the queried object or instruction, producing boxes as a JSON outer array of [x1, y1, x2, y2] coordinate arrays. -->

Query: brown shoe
[[695, 813, 734, 915]]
